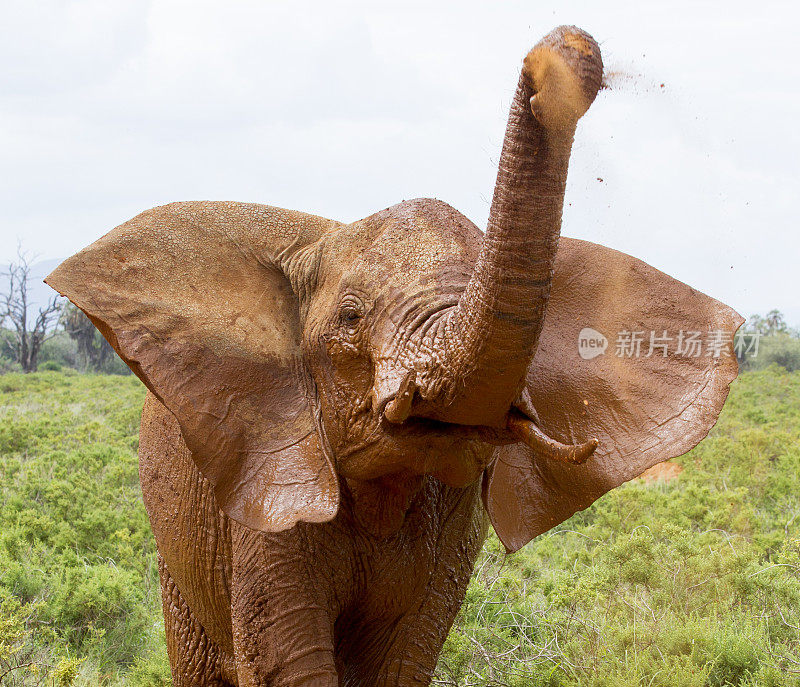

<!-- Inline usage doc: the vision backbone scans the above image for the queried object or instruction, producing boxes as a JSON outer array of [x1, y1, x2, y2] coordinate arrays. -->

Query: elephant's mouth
[[384, 415, 507, 444], [377, 370, 597, 465], [385, 408, 598, 466]]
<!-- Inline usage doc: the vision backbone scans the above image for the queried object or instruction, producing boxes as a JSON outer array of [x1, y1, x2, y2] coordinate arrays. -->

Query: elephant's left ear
[[46, 201, 341, 533], [483, 237, 743, 553]]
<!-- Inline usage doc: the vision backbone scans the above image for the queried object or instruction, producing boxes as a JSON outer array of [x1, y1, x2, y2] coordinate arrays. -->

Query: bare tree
[[1, 247, 63, 372]]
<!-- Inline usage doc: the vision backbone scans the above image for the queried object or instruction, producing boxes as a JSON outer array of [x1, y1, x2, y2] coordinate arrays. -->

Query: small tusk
[[383, 370, 417, 424], [507, 413, 598, 465]]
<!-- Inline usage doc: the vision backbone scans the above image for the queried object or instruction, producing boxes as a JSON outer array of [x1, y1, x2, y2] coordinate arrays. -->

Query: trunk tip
[[523, 25, 604, 130]]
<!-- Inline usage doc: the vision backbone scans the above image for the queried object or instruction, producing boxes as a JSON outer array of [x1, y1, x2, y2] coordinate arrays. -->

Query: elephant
[[46, 26, 741, 687]]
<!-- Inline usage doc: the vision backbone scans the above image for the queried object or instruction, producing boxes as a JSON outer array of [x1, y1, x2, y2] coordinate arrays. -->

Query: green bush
[[436, 366, 800, 686], [126, 646, 173, 687], [0, 372, 167, 685], [2, 368, 799, 685], [36, 332, 79, 370], [1, 327, 132, 375], [0, 356, 22, 374], [753, 335, 800, 372], [737, 310, 800, 373]]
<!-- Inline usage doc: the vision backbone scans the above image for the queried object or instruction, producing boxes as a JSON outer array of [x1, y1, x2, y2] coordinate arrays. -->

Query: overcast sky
[[1, 0, 797, 324]]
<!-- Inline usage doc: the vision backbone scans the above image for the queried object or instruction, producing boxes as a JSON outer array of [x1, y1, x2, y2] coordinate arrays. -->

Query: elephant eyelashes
[[338, 296, 365, 329]]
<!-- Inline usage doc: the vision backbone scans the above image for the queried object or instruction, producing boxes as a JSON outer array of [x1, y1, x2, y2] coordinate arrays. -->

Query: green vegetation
[[0, 372, 166, 686], [0, 327, 131, 377], [738, 310, 800, 374], [436, 366, 800, 686], [1, 367, 798, 685]]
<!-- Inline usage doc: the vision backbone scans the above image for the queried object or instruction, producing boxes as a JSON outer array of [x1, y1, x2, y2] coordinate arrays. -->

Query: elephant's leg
[[159, 554, 236, 686], [340, 482, 488, 686], [374, 510, 488, 685], [230, 524, 341, 687]]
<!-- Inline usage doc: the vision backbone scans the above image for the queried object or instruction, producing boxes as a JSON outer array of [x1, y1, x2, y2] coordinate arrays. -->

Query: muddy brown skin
[[142, 395, 487, 684], [46, 26, 742, 686]]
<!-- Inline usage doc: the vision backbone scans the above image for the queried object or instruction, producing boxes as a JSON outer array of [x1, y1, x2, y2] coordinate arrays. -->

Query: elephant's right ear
[[483, 237, 743, 553], [46, 201, 341, 533]]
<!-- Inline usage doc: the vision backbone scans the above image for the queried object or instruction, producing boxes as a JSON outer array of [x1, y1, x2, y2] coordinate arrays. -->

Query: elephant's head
[[46, 27, 742, 551]]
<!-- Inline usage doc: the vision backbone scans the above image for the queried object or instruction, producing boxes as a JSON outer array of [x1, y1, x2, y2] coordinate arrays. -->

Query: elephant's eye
[[342, 309, 361, 323], [338, 297, 364, 329]]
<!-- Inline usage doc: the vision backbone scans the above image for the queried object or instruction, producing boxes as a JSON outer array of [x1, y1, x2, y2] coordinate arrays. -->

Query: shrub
[[436, 366, 800, 686], [2, 368, 799, 686], [0, 372, 165, 684], [36, 331, 79, 370]]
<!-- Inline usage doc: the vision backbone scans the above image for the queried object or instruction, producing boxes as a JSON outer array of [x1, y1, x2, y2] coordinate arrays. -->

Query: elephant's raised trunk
[[411, 26, 603, 428]]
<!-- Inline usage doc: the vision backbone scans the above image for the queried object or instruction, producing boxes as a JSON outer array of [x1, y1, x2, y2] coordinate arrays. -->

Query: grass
[[0, 366, 798, 686]]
